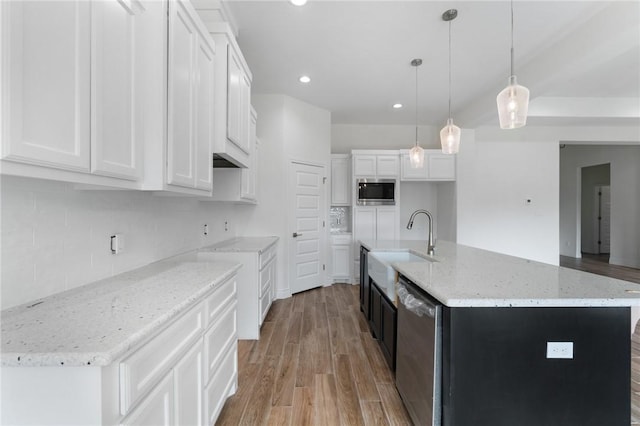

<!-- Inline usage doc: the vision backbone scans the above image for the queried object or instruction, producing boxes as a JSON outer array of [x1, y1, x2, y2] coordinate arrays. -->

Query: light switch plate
[[546, 341, 573, 359]]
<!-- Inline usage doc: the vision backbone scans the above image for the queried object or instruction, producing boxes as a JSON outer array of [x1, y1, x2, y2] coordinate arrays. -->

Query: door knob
[[293, 232, 303, 238]]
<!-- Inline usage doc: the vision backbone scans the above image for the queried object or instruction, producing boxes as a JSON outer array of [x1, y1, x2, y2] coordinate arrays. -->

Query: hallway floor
[[560, 254, 640, 285]]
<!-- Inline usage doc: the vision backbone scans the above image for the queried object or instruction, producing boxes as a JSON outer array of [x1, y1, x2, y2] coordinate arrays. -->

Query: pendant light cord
[[415, 61, 419, 145], [448, 19, 452, 120], [510, 0, 514, 77]]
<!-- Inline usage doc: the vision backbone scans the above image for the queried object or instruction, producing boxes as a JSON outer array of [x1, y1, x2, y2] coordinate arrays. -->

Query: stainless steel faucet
[[406, 209, 435, 255]]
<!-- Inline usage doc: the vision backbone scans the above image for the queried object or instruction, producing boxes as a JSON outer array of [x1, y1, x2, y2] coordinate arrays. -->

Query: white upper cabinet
[[1, 0, 148, 182], [210, 107, 258, 204], [427, 153, 456, 180], [195, 30, 215, 191], [167, 0, 215, 191], [207, 23, 252, 168], [376, 155, 399, 177], [91, 0, 143, 180], [331, 154, 351, 206], [400, 149, 456, 181], [352, 151, 399, 178], [1, 1, 91, 172], [240, 108, 258, 201]]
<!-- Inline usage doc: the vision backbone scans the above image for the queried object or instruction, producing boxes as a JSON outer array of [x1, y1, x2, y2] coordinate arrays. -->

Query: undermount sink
[[368, 251, 432, 293]]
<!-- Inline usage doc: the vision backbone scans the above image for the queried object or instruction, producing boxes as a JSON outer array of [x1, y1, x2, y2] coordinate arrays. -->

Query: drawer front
[[120, 372, 174, 426], [204, 300, 237, 384], [205, 343, 238, 426], [259, 260, 272, 297], [120, 302, 204, 416], [205, 276, 236, 328], [260, 287, 272, 324], [259, 244, 276, 270], [331, 234, 352, 245]]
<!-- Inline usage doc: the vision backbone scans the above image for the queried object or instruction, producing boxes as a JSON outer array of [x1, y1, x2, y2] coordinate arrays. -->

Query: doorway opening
[[580, 163, 611, 263]]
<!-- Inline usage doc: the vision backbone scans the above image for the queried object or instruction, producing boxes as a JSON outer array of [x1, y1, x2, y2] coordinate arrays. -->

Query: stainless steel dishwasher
[[395, 275, 442, 426]]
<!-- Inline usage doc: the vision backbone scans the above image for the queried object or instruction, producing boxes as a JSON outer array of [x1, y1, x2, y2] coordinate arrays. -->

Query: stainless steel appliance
[[356, 178, 395, 205], [395, 275, 442, 426]]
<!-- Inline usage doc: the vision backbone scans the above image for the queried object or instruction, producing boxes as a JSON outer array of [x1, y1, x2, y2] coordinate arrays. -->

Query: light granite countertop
[[360, 239, 640, 308], [1, 259, 241, 367], [201, 236, 278, 253]]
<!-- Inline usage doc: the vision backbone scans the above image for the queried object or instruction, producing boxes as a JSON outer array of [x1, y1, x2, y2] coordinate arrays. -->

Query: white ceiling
[[225, 1, 640, 128]]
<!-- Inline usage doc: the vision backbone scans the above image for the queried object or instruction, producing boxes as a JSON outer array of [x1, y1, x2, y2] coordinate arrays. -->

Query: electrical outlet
[[204, 224, 208, 236], [546, 341, 573, 359], [110, 234, 124, 255], [224, 220, 228, 232]]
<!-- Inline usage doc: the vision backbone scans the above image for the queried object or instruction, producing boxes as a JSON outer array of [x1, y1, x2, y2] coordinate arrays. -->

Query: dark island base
[[442, 306, 630, 426]]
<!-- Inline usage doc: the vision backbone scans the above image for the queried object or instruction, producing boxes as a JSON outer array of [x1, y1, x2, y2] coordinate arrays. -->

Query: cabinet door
[[331, 157, 351, 205], [167, 0, 196, 188], [226, 47, 242, 147], [332, 244, 351, 279], [400, 153, 428, 181], [369, 283, 382, 339], [2, 1, 90, 171], [354, 207, 376, 243], [194, 32, 215, 191], [376, 155, 399, 177], [380, 295, 397, 370], [238, 73, 252, 154], [91, 0, 141, 180], [241, 111, 257, 200], [174, 340, 203, 426], [427, 154, 456, 180], [376, 207, 398, 241], [121, 373, 174, 426], [353, 155, 377, 177]]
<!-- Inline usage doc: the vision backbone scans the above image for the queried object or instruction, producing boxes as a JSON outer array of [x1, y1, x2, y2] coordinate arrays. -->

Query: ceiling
[[225, 1, 640, 128]]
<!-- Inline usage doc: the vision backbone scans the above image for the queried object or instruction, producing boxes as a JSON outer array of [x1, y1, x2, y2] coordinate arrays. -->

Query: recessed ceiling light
[[393, 103, 403, 109], [299, 75, 311, 83], [290, 0, 307, 6]]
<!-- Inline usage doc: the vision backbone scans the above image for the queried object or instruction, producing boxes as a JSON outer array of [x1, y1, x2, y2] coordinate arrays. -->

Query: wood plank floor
[[216, 284, 412, 426], [560, 254, 640, 285]]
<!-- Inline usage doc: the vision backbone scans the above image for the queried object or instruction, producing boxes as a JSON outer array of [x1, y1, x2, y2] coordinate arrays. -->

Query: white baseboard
[[275, 288, 292, 300], [610, 256, 640, 269]]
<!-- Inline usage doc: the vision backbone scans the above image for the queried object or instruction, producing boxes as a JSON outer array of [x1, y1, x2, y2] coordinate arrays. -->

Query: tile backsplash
[[0, 176, 237, 310], [330, 206, 350, 232]]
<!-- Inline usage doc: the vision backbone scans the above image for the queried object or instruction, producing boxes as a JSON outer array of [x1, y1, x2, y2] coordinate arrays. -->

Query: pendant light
[[496, 0, 530, 129], [409, 58, 424, 168], [440, 8, 461, 154]]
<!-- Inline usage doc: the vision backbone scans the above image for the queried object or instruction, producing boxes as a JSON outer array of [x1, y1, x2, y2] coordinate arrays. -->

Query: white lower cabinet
[[120, 373, 174, 426], [0, 274, 238, 426], [199, 241, 277, 339], [331, 234, 352, 282], [174, 340, 204, 426]]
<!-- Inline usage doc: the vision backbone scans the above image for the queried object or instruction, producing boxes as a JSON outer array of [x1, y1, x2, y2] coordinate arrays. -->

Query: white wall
[[239, 94, 331, 298], [0, 175, 238, 310], [457, 128, 560, 265], [560, 145, 640, 268], [398, 182, 438, 241], [332, 124, 439, 153]]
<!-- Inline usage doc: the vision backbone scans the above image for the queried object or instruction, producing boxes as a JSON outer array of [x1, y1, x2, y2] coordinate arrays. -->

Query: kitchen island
[[360, 239, 639, 426]]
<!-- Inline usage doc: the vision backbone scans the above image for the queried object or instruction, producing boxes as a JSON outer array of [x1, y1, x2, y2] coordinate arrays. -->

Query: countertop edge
[[1, 263, 242, 368]]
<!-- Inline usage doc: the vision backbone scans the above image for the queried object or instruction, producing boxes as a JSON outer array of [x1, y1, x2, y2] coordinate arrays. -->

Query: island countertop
[[1, 259, 241, 367], [360, 239, 640, 307]]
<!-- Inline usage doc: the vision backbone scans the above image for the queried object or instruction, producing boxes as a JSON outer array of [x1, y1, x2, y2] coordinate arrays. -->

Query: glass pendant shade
[[440, 118, 461, 154], [497, 75, 529, 129], [409, 143, 424, 168]]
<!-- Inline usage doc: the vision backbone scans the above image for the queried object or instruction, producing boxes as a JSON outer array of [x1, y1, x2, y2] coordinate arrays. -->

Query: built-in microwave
[[356, 179, 395, 206]]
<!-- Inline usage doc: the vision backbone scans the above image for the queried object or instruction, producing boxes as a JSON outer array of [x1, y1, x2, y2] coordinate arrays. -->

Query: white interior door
[[289, 161, 326, 294]]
